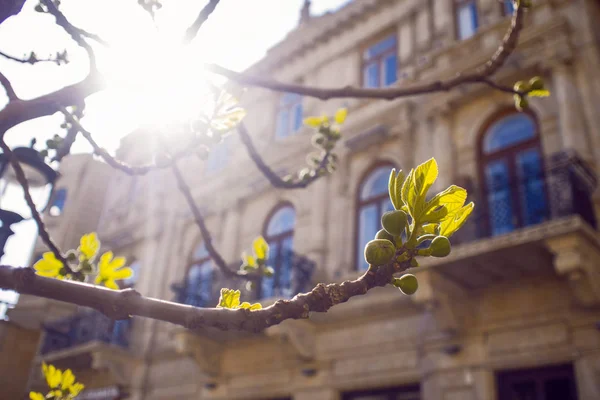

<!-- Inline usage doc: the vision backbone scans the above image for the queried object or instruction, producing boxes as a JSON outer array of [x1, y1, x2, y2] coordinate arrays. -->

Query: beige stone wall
[[0, 321, 41, 399]]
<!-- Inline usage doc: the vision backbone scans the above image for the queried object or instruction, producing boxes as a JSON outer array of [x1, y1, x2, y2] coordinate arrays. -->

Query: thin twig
[[0, 49, 59, 64], [41, 0, 97, 70], [60, 109, 205, 175], [170, 157, 252, 279], [237, 122, 330, 189], [73, 27, 109, 46], [183, 0, 221, 44], [205, 3, 525, 100], [0, 254, 411, 331], [0, 71, 17, 101], [0, 140, 70, 271]]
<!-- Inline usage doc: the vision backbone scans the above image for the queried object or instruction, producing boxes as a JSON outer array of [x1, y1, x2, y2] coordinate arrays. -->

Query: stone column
[[220, 204, 241, 261], [552, 62, 594, 163], [433, 0, 454, 47]]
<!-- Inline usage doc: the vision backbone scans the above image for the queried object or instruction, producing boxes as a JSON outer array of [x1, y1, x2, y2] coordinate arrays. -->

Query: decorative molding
[[266, 319, 316, 360], [173, 330, 223, 377]]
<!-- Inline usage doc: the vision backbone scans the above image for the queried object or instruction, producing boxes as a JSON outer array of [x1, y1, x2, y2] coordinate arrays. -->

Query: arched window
[[184, 243, 214, 307], [48, 188, 67, 216], [356, 165, 395, 271], [480, 111, 549, 237], [262, 204, 296, 299]]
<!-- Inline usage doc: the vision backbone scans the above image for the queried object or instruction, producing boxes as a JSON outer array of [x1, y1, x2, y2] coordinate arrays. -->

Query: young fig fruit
[[381, 210, 408, 237], [430, 236, 451, 257], [392, 274, 419, 295], [364, 239, 396, 266], [375, 229, 395, 242], [529, 76, 544, 91]]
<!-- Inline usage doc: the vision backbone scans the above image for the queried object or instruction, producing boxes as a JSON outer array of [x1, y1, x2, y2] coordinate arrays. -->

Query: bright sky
[[0, 0, 351, 307]]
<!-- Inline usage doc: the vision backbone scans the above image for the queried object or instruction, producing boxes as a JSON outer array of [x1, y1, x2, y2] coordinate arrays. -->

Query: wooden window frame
[[260, 203, 296, 298], [360, 30, 398, 89], [454, 0, 480, 40], [476, 108, 548, 237], [353, 162, 396, 271]]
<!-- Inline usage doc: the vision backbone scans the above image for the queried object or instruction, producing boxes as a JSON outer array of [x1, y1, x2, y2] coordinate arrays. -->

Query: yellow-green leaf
[[401, 168, 415, 214], [389, 169, 399, 209], [529, 89, 550, 98], [218, 288, 241, 309], [413, 158, 438, 199], [334, 108, 348, 124], [422, 223, 439, 235], [252, 236, 269, 260], [422, 185, 467, 221], [440, 202, 475, 237], [239, 301, 262, 311], [243, 252, 256, 267], [79, 232, 100, 260], [29, 392, 44, 400]]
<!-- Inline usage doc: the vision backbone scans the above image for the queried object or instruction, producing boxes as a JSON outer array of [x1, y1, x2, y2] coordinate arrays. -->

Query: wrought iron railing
[[40, 310, 131, 355], [171, 250, 316, 306], [452, 151, 597, 245]]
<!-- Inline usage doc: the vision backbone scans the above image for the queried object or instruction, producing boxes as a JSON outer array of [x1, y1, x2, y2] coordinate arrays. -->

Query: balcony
[[421, 151, 599, 291], [40, 310, 131, 356], [171, 249, 316, 308]]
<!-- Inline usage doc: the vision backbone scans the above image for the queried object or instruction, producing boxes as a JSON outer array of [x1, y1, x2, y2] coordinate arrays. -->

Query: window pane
[[457, 2, 478, 40], [364, 35, 396, 59], [262, 241, 279, 298], [486, 159, 515, 236], [484, 114, 536, 153], [357, 204, 379, 271], [187, 261, 213, 307], [383, 53, 397, 86], [49, 188, 67, 216], [276, 109, 290, 138], [293, 103, 303, 132], [517, 148, 548, 226], [510, 381, 536, 400], [381, 198, 394, 214], [266, 206, 296, 236], [364, 62, 380, 88], [545, 377, 574, 400], [504, 0, 515, 15], [360, 167, 392, 200], [279, 236, 294, 298]]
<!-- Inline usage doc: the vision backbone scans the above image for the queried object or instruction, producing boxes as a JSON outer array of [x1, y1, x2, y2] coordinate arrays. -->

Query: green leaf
[[242, 252, 256, 267], [389, 169, 398, 209], [528, 89, 550, 98], [422, 223, 440, 235], [218, 288, 241, 309], [401, 168, 415, 214], [252, 236, 269, 260], [420, 206, 448, 224], [422, 185, 467, 221], [440, 202, 475, 237], [393, 169, 406, 211]]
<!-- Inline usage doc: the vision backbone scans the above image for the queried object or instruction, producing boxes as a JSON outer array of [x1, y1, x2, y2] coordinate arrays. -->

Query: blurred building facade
[[6, 0, 600, 399]]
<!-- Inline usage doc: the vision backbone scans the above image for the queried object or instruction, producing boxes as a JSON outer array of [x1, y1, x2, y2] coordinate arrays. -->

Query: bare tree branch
[[0, 140, 70, 270], [0, 49, 66, 65], [170, 156, 252, 279], [237, 122, 330, 189], [0, 0, 25, 26], [0, 71, 17, 101], [0, 254, 411, 331], [205, 3, 525, 100], [183, 0, 221, 44]]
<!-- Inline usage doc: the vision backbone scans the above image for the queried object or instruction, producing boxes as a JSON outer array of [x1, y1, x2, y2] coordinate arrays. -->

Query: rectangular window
[[497, 364, 578, 400], [456, 0, 479, 40], [276, 93, 303, 138], [343, 384, 420, 400], [362, 34, 398, 88]]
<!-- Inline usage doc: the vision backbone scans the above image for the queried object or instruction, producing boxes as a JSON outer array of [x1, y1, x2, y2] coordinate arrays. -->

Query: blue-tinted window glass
[[357, 204, 379, 271], [457, 1, 479, 40], [486, 159, 515, 236], [364, 35, 396, 59], [484, 114, 536, 153], [276, 93, 302, 138], [364, 63, 380, 88], [49, 188, 67, 216], [187, 260, 213, 307], [360, 167, 392, 200], [383, 53, 397, 86], [517, 148, 548, 226], [504, 0, 515, 15], [261, 241, 278, 299], [266, 206, 296, 236], [279, 236, 294, 298]]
